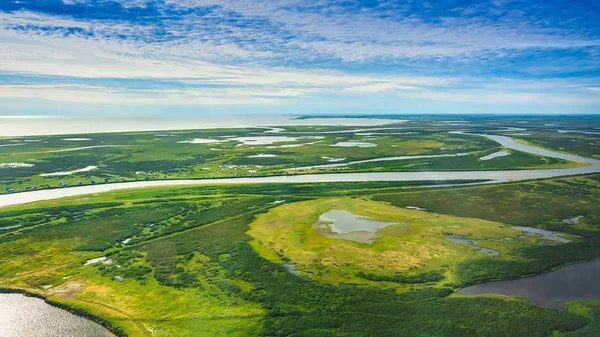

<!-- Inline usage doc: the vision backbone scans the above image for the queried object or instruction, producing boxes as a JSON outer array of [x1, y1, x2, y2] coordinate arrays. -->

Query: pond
[[458, 259, 600, 309], [479, 150, 510, 161], [286, 153, 468, 171], [331, 141, 377, 148], [512, 226, 571, 243], [0, 293, 114, 337], [314, 210, 400, 243], [444, 235, 501, 256]]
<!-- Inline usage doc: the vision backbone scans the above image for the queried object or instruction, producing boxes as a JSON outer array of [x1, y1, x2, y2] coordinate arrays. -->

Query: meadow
[[1, 173, 600, 336]]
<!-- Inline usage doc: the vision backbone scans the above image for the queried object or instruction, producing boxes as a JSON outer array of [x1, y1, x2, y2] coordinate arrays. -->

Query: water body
[[248, 154, 278, 158], [557, 129, 600, 135], [285, 127, 408, 134], [0, 163, 35, 168], [0, 293, 113, 337], [287, 153, 468, 171], [563, 216, 584, 225], [282, 264, 300, 276], [267, 140, 323, 148], [469, 133, 600, 165], [2, 166, 600, 208], [0, 115, 398, 137], [231, 136, 299, 145], [479, 150, 510, 161], [40, 166, 98, 177], [444, 235, 500, 256], [458, 259, 600, 309], [84, 256, 112, 265], [178, 138, 225, 144], [512, 226, 571, 243], [19, 145, 130, 154], [315, 210, 400, 243], [319, 210, 398, 234], [331, 141, 377, 148]]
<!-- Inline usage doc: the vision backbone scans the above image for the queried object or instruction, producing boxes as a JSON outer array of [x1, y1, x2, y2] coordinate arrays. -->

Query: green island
[[1, 116, 600, 337]]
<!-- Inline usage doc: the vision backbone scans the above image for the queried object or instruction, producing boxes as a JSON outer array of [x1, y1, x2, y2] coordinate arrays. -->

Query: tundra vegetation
[[1, 116, 599, 336], [1, 173, 600, 336], [0, 122, 583, 194]]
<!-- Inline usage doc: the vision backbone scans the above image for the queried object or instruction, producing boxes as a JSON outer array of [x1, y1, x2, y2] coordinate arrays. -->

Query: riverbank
[[0, 287, 123, 337]]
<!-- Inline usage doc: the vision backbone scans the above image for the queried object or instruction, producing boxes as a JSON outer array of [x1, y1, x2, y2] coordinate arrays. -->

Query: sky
[[0, 0, 599, 115]]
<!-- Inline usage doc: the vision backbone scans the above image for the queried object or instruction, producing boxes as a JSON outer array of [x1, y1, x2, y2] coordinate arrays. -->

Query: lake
[[458, 259, 600, 309], [0, 115, 400, 137], [0, 293, 113, 337]]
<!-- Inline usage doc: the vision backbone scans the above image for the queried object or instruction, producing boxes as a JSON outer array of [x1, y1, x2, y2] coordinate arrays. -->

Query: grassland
[[1, 173, 600, 336], [248, 197, 547, 286]]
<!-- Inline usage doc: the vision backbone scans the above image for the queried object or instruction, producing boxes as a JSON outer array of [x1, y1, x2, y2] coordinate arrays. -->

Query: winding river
[[1, 133, 599, 208]]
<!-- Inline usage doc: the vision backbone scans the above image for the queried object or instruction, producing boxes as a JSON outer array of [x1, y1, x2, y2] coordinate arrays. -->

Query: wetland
[[1, 115, 600, 337]]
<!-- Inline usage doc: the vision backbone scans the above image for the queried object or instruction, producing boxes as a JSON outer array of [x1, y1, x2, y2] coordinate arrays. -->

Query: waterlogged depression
[[314, 210, 401, 244]]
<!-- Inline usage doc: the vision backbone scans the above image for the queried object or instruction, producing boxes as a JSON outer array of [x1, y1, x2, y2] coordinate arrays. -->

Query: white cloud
[[347, 83, 421, 93], [0, 84, 295, 105], [398, 90, 600, 105], [0, 1, 597, 110], [168, 0, 600, 61], [2, 83, 597, 107]]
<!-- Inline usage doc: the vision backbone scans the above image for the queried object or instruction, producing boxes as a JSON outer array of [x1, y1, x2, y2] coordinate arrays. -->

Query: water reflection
[[0, 293, 113, 337], [314, 210, 400, 244], [458, 259, 600, 309]]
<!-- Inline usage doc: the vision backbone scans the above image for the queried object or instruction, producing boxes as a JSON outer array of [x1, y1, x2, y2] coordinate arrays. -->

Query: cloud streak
[[0, 0, 598, 113]]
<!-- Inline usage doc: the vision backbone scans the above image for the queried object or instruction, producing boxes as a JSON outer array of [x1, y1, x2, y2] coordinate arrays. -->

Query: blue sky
[[0, 0, 599, 115]]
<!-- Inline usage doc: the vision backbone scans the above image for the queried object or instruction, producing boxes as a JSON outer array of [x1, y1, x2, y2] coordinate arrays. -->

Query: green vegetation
[[1, 172, 600, 336], [514, 131, 600, 159], [2, 117, 600, 336], [247, 197, 545, 286], [373, 174, 600, 237], [0, 124, 582, 194], [562, 301, 600, 336]]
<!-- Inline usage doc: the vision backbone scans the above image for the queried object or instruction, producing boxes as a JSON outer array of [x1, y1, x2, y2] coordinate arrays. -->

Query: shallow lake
[[479, 150, 510, 161], [444, 235, 501, 256], [315, 210, 400, 243], [458, 259, 600, 309], [0, 115, 400, 137], [512, 225, 571, 243], [0, 293, 113, 337], [331, 141, 377, 148]]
